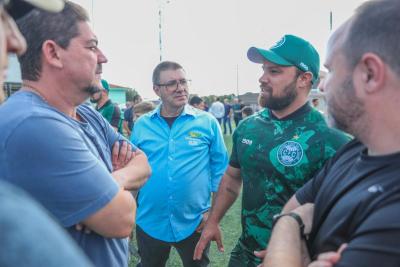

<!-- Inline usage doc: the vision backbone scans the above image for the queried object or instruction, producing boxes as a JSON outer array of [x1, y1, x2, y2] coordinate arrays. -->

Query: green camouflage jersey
[[97, 100, 123, 133], [229, 103, 350, 266]]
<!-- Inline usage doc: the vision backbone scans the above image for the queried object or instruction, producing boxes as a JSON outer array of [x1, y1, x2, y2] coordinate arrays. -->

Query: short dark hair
[[17, 1, 89, 81], [133, 94, 141, 103], [189, 95, 203, 106], [344, 0, 400, 76], [152, 61, 184, 85], [242, 106, 254, 117], [134, 101, 155, 115]]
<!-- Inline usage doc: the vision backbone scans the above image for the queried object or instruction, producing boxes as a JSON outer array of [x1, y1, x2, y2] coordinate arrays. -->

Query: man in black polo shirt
[[264, 1, 400, 266]]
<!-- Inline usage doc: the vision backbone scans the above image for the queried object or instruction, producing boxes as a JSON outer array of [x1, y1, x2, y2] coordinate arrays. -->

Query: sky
[[71, 0, 367, 100]]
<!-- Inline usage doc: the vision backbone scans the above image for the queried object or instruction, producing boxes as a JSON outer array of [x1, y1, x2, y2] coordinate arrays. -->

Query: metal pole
[[91, 0, 94, 30], [159, 7, 163, 62], [330, 11, 333, 31], [236, 64, 239, 97]]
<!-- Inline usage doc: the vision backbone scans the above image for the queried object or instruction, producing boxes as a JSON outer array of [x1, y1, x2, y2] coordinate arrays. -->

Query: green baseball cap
[[101, 79, 110, 92], [247, 34, 320, 83]]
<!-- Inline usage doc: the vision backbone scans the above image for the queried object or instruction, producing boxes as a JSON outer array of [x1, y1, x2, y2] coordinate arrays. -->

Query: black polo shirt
[[297, 139, 400, 266]]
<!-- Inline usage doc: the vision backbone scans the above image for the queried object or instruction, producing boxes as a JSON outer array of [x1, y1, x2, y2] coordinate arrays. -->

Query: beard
[[87, 87, 102, 104], [327, 76, 365, 135], [86, 84, 101, 95], [87, 84, 102, 103], [259, 79, 297, 110]]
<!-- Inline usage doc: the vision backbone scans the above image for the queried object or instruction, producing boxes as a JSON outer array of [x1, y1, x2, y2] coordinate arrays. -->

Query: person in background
[[131, 61, 228, 267], [0, 2, 151, 266], [90, 79, 122, 132], [189, 95, 206, 110], [194, 34, 350, 267], [123, 94, 142, 137], [311, 98, 319, 108], [241, 106, 254, 119], [209, 97, 225, 125], [232, 98, 244, 127], [133, 101, 156, 119], [0, 1, 93, 266], [223, 98, 232, 135]]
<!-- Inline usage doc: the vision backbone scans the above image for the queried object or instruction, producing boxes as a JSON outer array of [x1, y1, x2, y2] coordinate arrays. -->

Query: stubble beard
[[327, 76, 365, 136]]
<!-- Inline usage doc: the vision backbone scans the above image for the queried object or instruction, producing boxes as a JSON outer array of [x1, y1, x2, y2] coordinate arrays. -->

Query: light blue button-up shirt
[[131, 104, 228, 242]]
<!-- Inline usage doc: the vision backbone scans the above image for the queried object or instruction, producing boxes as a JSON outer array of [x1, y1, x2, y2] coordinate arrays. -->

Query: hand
[[195, 211, 209, 233], [111, 148, 151, 190], [308, 244, 347, 267], [112, 141, 133, 170], [254, 249, 267, 267], [193, 221, 224, 260], [292, 203, 314, 235]]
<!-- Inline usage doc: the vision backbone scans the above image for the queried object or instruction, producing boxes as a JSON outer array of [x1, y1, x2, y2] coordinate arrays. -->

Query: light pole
[[158, 0, 170, 62], [236, 64, 239, 97]]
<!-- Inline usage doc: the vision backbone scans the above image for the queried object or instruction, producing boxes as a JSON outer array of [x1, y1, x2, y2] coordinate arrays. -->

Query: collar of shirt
[[150, 104, 197, 120], [260, 102, 311, 121]]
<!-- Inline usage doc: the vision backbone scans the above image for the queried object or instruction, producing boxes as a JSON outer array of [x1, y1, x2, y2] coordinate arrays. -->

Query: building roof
[[109, 83, 131, 91]]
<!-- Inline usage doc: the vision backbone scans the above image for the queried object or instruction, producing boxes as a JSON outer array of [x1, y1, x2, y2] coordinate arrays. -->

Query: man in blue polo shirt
[[0, 0, 92, 266], [0, 2, 151, 267], [131, 61, 228, 267]]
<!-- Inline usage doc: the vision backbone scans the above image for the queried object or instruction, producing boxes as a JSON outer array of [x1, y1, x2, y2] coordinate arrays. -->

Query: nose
[[318, 78, 325, 92], [97, 48, 108, 64], [5, 14, 27, 55], [259, 70, 269, 85], [176, 81, 186, 91]]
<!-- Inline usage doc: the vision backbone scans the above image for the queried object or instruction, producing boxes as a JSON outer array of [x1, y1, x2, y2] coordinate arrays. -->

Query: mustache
[[260, 83, 272, 92], [96, 64, 102, 74]]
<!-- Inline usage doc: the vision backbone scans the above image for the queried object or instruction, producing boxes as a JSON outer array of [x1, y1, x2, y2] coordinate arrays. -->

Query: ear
[[297, 72, 313, 89], [42, 40, 63, 68], [153, 85, 161, 97], [355, 53, 385, 94]]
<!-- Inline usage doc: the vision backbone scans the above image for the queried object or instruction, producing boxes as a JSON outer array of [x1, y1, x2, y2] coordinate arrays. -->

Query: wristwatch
[[272, 212, 305, 238]]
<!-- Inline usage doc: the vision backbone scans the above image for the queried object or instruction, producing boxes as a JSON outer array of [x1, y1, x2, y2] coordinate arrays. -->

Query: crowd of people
[[1, 0, 400, 267], [191, 96, 251, 136]]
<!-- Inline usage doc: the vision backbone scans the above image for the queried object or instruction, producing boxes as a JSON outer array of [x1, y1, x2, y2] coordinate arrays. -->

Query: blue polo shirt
[[0, 91, 133, 267], [131, 104, 228, 242]]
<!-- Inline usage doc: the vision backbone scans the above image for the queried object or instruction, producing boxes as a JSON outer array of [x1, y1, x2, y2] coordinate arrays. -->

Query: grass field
[[129, 134, 242, 266]]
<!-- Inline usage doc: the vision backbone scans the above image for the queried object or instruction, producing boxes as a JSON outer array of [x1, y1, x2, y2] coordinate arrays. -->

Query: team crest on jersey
[[277, 141, 303, 166]]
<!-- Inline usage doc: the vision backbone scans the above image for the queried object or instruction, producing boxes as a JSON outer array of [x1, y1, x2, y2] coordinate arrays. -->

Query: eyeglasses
[[156, 79, 191, 90]]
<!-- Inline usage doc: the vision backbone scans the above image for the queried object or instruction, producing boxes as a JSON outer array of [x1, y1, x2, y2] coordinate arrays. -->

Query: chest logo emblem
[[277, 141, 303, 166], [188, 131, 201, 138]]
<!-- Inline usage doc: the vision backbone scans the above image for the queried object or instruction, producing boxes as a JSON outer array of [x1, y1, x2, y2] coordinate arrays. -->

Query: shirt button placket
[[167, 136, 175, 236]]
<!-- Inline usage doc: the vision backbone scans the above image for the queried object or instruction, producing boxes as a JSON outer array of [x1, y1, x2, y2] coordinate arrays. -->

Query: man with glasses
[[194, 35, 350, 267], [131, 61, 228, 267]]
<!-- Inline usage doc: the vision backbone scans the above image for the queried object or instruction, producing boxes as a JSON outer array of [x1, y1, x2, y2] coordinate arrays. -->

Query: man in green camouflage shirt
[[194, 35, 350, 267]]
